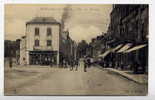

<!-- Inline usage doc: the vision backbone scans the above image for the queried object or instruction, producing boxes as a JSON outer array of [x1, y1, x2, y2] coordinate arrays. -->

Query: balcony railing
[[33, 46, 53, 51]]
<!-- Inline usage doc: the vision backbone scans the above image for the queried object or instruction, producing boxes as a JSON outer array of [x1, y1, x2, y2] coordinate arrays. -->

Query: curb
[[97, 66, 147, 85]]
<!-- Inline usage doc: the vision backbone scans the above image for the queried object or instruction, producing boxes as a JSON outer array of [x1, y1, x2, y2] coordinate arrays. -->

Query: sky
[[5, 4, 112, 43]]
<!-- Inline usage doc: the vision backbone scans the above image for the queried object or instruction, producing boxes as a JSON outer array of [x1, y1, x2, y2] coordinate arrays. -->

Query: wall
[[24, 23, 60, 65], [20, 37, 26, 65], [26, 24, 60, 51]]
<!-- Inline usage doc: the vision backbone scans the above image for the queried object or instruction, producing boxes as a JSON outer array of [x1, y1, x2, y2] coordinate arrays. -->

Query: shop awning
[[117, 43, 132, 53], [112, 44, 123, 52], [98, 49, 112, 59], [124, 44, 147, 53]]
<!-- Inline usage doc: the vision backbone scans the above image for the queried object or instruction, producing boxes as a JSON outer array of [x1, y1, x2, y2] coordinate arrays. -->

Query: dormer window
[[47, 28, 52, 36], [35, 27, 39, 36]]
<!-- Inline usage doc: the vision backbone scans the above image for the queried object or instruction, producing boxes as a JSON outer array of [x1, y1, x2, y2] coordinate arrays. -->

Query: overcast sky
[[5, 4, 112, 43]]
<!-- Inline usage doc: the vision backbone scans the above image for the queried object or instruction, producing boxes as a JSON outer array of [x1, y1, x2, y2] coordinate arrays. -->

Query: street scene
[[4, 4, 148, 95]]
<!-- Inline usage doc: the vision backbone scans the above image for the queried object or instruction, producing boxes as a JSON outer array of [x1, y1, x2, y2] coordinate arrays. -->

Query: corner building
[[20, 17, 61, 65]]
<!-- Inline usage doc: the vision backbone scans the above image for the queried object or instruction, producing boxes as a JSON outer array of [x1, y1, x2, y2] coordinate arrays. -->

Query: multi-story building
[[19, 17, 77, 66], [20, 17, 61, 65], [109, 4, 148, 44], [59, 30, 77, 65], [107, 4, 148, 73]]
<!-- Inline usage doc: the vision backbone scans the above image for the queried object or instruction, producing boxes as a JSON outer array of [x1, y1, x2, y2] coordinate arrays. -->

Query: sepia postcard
[[4, 4, 148, 96]]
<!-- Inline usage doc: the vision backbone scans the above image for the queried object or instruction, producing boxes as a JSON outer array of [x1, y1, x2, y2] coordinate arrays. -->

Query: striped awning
[[112, 44, 123, 52], [98, 49, 112, 59], [117, 43, 132, 53], [124, 44, 147, 53]]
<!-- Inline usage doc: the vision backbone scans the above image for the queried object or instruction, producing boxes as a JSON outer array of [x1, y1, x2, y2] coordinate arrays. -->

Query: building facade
[[19, 17, 77, 66], [19, 36, 26, 65], [107, 4, 148, 73], [20, 17, 61, 65], [59, 30, 77, 66], [86, 5, 148, 74]]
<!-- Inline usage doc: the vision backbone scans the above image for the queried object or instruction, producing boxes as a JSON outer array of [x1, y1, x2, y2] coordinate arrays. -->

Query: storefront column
[[57, 51, 59, 65], [26, 51, 29, 65]]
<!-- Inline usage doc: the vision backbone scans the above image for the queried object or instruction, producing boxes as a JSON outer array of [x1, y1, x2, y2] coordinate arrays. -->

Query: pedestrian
[[84, 59, 87, 72], [87, 58, 91, 68], [64, 60, 67, 68], [62, 59, 65, 68], [75, 60, 79, 71], [133, 60, 139, 74], [50, 61, 53, 68], [9, 57, 13, 68], [70, 60, 74, 71]]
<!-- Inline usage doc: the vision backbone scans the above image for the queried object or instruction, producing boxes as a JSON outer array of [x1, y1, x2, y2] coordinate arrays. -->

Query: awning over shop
[[124, 44, 147, 53], [117, 43, 132, 53], [98, 49, 112, 59], [112, 44, 123, 52]]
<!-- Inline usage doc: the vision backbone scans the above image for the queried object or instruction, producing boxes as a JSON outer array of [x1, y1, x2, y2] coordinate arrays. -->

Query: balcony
[[33, 46, 53, 51]]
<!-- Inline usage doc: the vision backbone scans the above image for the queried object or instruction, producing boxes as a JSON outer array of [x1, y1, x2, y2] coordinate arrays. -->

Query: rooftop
[[26, 17, 60, 25]]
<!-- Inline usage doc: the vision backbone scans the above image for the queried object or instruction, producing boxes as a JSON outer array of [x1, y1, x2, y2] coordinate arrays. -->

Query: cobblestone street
[[4, 61, 147, 96]]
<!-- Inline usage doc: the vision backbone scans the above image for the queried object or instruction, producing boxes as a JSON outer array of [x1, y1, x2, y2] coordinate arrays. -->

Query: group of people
[[61, 58, 92, 72], [61, 59, 79, 71], [70, 60, 79, 71]]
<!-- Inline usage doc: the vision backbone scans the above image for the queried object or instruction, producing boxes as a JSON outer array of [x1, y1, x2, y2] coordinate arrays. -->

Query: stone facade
[[20, 17, 61, 65], [20, 36, 26, 65], [59, 30, 77, 66], [109, 4, 148, 43], [19, 17, 77, 66], [108, 4, 148, 73]]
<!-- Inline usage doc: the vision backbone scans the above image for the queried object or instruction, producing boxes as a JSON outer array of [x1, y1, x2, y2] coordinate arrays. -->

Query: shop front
[[29, 51, 57, 65], [124, 44, 148, 74]]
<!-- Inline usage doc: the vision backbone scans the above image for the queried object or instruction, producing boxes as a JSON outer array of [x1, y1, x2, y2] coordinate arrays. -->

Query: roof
[[26, 17, 60, 25]]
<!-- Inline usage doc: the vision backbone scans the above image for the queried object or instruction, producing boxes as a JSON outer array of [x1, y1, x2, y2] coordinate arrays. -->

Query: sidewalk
[[99, 67, 148, 85]]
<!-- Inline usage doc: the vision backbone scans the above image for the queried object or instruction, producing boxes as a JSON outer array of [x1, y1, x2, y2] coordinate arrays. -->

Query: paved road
[[5, 61, 147, 96]]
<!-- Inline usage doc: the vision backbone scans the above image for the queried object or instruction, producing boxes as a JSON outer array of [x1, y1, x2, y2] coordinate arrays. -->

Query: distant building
[[4, 40, 19, 58], [59, 30, 77, 65]]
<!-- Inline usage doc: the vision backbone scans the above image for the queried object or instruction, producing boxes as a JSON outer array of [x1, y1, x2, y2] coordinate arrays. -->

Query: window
[[47, 40, 52, 46], [35, 28, 39, 36], [47, 28, 52, 36], [35, 40, 39, 46]]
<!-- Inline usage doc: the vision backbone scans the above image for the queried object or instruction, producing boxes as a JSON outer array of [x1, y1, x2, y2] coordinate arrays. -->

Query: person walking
[[9, 57, 13, 68], [70, 60, 74, 71], [75, 59, 79, 71], [84, 58, 87, 72], [87, 58, 91, 68], [64, 60, 67, 68]]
